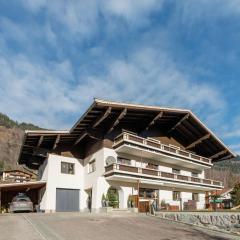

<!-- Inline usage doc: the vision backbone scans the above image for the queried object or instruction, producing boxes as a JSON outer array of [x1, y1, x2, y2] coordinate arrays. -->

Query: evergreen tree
[[231, 182, 240, 206]]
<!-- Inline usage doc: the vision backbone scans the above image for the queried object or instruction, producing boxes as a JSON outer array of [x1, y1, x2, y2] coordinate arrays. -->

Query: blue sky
[[0, 0, 240, 153]]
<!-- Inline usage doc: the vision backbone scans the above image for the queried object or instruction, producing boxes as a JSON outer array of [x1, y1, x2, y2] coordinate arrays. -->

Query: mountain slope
[[205, 157, 240, 187], [0, 113, 42, 171]]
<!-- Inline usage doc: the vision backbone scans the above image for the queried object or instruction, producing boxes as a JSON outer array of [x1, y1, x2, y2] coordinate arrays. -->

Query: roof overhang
[[18, 99, 236, 168], [0, 181, 46, 191]]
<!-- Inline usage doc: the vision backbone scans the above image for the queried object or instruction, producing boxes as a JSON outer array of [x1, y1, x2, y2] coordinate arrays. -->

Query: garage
[[0, 181, 46, 213], [56, 188, 80, 212]]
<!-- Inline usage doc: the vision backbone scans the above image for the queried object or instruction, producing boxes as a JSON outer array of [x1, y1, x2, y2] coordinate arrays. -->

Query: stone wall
[[156, 211, 240, 234]]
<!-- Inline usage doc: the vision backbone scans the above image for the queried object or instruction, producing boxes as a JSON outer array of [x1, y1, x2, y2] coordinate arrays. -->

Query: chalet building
[[1, 169, 36, 183], [15, 99, 235, 213]]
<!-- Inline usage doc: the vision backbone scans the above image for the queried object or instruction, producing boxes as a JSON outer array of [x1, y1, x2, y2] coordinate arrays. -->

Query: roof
[[216, 188, 233, 196], [0, 181, 46, 191], [3, 169, 33, 176], [18, 98, 236, 168]]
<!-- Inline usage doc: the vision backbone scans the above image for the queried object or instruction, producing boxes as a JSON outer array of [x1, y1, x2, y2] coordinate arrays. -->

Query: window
[[61, 162, 75, 174], [117, 157, 131, 165], [173, 191, 181, 201], [192, 193, 199, 201], [172, 168, 180, 174], [89, 160, 96, 173], [146, 163, 158, 170], [139, 188, 157, 198], [191, 172, 199, 178]]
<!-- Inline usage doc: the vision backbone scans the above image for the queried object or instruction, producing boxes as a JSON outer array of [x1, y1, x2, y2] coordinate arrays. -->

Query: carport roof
[[0, 181, 46, 191], [18, 99, 235, 168]]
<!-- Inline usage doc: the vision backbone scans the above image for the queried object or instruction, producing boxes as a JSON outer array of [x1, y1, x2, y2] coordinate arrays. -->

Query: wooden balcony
[[104, 163, 223, 189], [113, 132, 212, 170]]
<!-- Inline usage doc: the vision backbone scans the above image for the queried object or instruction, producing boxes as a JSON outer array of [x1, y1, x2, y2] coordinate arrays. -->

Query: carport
[[0, 181, 46, 212]]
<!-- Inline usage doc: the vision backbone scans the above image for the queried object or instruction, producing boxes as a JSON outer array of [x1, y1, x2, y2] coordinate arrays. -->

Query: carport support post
[[0, 188, 1, 211]]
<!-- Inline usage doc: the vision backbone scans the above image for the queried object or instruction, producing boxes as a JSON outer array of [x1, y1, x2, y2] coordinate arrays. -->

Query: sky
[[0, 0, 240, 154]]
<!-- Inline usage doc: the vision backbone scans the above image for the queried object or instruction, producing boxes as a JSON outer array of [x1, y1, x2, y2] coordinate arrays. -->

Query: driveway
[[0, 213, 238, 240]]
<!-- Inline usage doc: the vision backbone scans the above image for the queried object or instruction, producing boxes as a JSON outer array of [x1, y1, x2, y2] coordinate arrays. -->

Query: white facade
[[37, 145, 221, 213]]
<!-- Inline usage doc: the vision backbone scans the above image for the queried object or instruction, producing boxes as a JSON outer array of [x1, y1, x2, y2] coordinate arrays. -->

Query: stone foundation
[[156, 211, 240, 234]]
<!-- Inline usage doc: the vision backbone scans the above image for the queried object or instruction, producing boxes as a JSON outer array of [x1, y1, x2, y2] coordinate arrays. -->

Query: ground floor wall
[[39, 176, 207, 212], [39, 154, 86, 212], [39, 175, 208, 212], [85, 179, 207, 212]]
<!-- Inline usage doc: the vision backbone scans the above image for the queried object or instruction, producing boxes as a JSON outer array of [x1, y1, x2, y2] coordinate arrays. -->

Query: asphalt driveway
[[0, 212, 238, 240]]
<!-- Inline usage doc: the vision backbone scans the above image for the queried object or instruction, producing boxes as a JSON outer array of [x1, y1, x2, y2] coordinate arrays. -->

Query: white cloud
[[175, 0, 240, 24], [0, 46, 225, 130], [71, 47, 224, 122], [21, 0, 163, 38], [221, 115, 240, 139], [102, 0, 163, 25], [0, 55, 78, 129], [229, 143, 240, 155], [0, 0, 234, 135]]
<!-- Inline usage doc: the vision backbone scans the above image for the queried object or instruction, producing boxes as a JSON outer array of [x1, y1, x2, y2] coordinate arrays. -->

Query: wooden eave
[[18, 99, 236, 168]]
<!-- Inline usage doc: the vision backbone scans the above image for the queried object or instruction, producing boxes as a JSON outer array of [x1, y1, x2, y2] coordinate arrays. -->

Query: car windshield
[[12, 194, 30, 202]]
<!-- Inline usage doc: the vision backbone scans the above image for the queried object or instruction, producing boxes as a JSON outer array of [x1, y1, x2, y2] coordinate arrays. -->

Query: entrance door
[[139, 188, 158, 212], [56, 188, 80, 212]]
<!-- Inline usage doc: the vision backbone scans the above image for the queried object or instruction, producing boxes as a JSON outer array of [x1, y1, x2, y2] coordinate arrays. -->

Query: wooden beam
[[107, 108, 127, 133], [168, 113, 190, 133], [74, 131, 88, 145], [186, 134, 211, 150], [146, 111, 163, 130], [73, 108, 112, 145], [53, 135, 60, 150], [217, 154, 233, 161], [210, 149, 228, 159], [93, 107, 112, 128], [37, 136, 44, 147]]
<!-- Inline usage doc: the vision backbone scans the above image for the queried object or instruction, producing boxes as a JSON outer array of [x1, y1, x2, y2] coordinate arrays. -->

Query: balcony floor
[[105, 173, 222, 191], [115, 144, 211, 171]]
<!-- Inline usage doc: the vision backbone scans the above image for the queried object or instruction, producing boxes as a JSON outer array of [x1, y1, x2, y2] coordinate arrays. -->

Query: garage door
[[56, 188, 80, 212]]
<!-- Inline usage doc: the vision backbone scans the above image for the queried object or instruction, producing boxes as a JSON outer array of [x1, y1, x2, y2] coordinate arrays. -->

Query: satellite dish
[[106, 156, 116, 166]]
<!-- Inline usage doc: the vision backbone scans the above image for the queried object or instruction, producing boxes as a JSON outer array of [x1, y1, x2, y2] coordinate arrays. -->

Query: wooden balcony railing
[[113, 132, 212, 166], [105, 163, 222, 188]]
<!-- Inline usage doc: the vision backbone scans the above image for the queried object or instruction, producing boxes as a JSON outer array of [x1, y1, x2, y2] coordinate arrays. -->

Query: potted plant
[[108, 191, 119, 208]]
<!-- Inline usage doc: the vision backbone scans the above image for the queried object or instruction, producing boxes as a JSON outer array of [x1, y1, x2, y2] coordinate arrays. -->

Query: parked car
[[9, 193, 33, 213]]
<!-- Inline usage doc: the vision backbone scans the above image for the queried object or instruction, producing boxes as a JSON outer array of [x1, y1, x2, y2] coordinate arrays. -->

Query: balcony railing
[[105, 163, 222, 188], [113, 132, 212, 166]]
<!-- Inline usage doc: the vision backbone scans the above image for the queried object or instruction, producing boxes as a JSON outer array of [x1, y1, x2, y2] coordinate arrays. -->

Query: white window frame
[[172, 168, 180, 175], [61, 162, 75, 175], [117, 157, 131, 165], [88, 159, 96, 173], [192, 193, 199, 201], [173, 191, 181, 201], [191, 172, 199, 178]]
